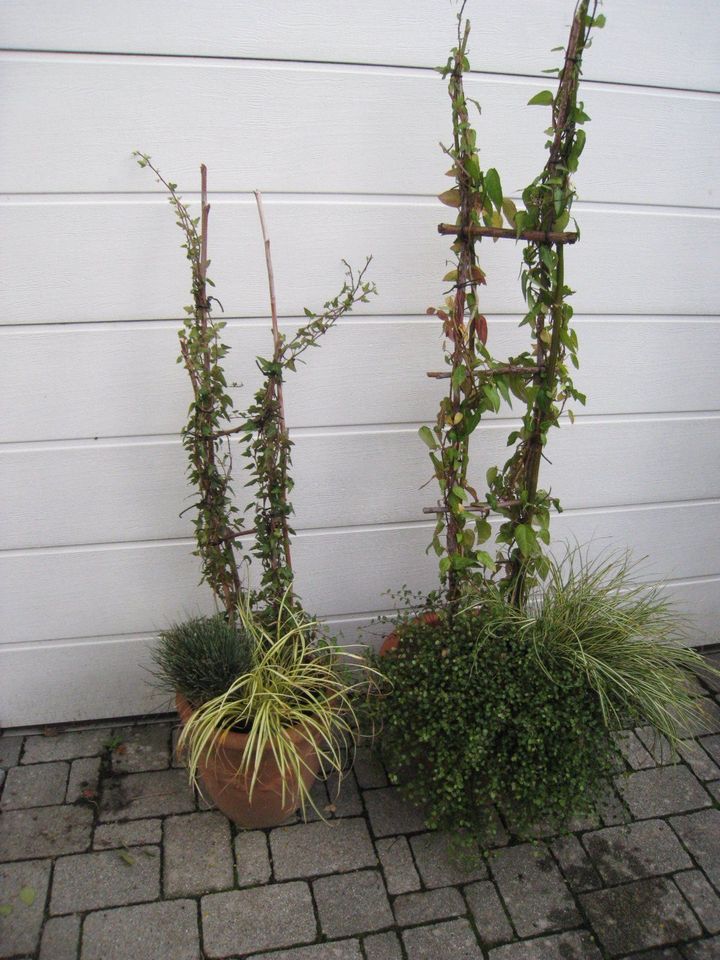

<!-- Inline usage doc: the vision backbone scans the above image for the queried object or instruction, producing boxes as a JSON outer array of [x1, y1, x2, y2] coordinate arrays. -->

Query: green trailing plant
[[152, 614, 253, 707], [375, 550, 716, 837], [372, 602, 621, 838], [178, 587, 379, 813]]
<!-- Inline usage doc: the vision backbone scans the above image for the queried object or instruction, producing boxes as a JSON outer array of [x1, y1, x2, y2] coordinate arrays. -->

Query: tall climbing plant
[[134, 157, 376, 626], [421, 0, 603, 608]]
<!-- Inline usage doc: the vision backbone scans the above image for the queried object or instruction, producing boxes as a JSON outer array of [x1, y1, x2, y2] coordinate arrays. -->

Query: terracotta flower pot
[[175, 693, 322, 829], [379, 611, 442, 656]]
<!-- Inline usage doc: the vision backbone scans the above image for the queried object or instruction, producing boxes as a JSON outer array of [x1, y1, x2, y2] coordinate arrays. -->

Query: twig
[[438, 224, 578, 244]]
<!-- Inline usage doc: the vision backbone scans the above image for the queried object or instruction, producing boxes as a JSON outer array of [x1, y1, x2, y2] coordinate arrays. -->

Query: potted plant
[[372, 2, 715, 841], [135, 154, 378, 827]]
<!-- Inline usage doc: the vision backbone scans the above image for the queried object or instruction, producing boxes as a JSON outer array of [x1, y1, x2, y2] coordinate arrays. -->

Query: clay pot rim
[[175, 691, 324, 752], [380, 610, 443, 656]]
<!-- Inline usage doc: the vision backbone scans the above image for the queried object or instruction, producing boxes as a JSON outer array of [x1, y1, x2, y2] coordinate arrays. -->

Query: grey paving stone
[[674, 869, 720, 934], [39, 914, 80, 960], [489, 842, 579, 938], [580, 877, 701, 955], [0, 858, 51, 956], [94, 818, 162, 849], [248, 942, 362, 960], [401, 918, 482, 959], [616, 765, 710, 818], [597, 781, 630, 826], [363, 931, 402, 960], [352, 747, 387, 788], [623, 950, 683, 960], [0, 735, 23, 768], [375, 836, 420, 894], [81, 898, 200, 960], [171, 726, 184, 767], [50, 845, 160, 914], [363, 786, 426, 837], [394, 885, 465, 926], [410, 831, 487, 888], [326, 769, 363, 817], [314, 869, 393, 937], [550, 834, 602, 892], [699, 653, 720, 694], [582, 819, 692, 883], [66, 756, 101, 802], [99, 768, 195, 820], [109, 723, 172, 773], [488, 930, 602, 959], [201, 882, 316, 957], [504, 810, 597, 840], [0, 804, 92, 861], [636, 726, 675, 765], [678, 739, 720, 781], [298, 777, 330, 823], [1, 761, 69, 809], [22, 728, 108, 763], [614, 730, 655, 770], [464, 880, 514, 947], [682, 936, 720, 959], [234, 830, 272, 886], [678, 699, 720, 737], [700, 734, 720, 765], [270, 818, 376, 880], [707, 780, 720, 802], [164, 811, 233, 897], [670, 809, 720, 889]]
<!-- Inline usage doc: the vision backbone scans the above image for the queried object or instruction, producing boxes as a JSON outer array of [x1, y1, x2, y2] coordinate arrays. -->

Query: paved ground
[[1, 652, 720, 960]]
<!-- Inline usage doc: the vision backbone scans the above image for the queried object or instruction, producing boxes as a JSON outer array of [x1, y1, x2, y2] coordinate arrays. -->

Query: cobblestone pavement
[[1, 651, 720, 960]]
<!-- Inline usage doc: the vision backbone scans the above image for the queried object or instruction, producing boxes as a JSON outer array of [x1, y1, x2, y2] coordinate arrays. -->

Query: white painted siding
[[1, 1, 719, 726]]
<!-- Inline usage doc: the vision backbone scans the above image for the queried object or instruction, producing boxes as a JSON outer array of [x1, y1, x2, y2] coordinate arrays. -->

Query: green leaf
[[451, 364, 467, 390], [501, 197, 517, 227], [475, 550, 495, 570], [19, 886, 36, 907], [553, 210, 570, 232], [486, 466, 498, 486], [484, 168, 503, 211], [0, 904, 13, 917], [593, 13, 606, 28], [418, 426, 438, 450], [438, 188, 461, 207], [515, 524, 539, 558], [119, 850, 136, 866], [475, 518, 492, 544], [452, 485, 467, 501], [527, 90, 554, 106]]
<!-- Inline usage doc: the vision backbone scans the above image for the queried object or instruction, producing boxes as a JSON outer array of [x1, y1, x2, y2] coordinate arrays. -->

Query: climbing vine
[[134, 159, 376, 626], [487, 0, 603, 606], [421, 0, 603, 608], [133, 153, 243, 620]]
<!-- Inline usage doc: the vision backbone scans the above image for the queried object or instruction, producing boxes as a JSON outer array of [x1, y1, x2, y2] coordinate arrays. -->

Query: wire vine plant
[[421, 0, 604, 610], [133, 154, 376, 627]]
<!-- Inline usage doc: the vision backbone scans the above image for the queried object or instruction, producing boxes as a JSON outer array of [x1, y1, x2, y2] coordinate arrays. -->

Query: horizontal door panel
[[2, 318, 719, 443], [3, 199, 719, 324], [2, 55, 717, 206], [3, 418, 719, 549], [1, 1, 717, 92]]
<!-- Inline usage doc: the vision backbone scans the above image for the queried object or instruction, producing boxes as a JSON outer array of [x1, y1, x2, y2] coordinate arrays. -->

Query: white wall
[[2, 1, 719, 726]]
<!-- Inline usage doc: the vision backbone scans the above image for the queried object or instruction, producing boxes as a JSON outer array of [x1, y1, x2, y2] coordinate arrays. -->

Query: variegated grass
[[177, 588, 381, 816]]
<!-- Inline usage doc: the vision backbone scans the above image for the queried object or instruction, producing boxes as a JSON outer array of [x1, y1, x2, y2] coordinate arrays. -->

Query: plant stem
[[253, 191, 294, 585]]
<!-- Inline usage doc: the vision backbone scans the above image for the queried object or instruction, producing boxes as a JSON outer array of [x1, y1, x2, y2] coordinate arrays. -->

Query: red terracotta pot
[[379, 611, 442, 656], [176, 693, 322, 829]]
